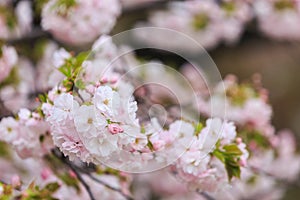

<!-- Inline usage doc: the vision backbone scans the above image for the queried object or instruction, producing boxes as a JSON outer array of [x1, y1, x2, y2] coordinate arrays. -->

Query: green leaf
[[44, 182, 60, 193], [75, 51, 89, 65], [38, 94, 47, 103], [58, 63, 72, 77], [147, 140, 155, 151], [212, 150, 225, 163], [75, 79, 85, 90], [212, 143, 243, 181], [194, 122, 203, 136], [58, 173, 80, 192], [223, 144, 243, 156], [225, 161, 241, 181]]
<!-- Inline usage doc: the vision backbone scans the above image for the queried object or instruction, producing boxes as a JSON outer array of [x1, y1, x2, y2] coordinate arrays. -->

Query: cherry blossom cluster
[[0, 150, 131, 199], [0, 1, 299, 199], [40, 36, 247, 175], [0, 45, 35, 113], [41, 0, 121, 45], [0, 0, 32, 39], [192, 74, 300, 199], [135, 0, 300, 52], [1, 0, 299, 47], [0, 108, 53, 159], [171, 118, 249, 193], [0, 35, 249, 199], [126, 73, 300, 200], [135, 0, 253, 51], [254, 0, 300, 40], [0, 45, 17, 83]]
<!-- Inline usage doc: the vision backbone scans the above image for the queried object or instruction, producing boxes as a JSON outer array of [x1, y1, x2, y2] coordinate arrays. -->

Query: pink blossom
[[11, 175, 21, 188], [254, 0, 300, 40], [0, 1, 32, 39], [108, 124, 124, 135], [42, 0, 121, 45], [0, 46, 18, 82], [41, 168, 52, 180]]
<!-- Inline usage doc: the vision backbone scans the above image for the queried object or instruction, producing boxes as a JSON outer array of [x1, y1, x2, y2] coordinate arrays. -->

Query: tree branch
[[83, 173, 134, 200], [197, 190, 216, 200], [52, 149, 133, 200], [51, 149, 96, 200], [122, 0, 176, 14]]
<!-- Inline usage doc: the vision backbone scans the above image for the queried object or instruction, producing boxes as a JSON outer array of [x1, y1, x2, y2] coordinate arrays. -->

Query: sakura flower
[[49, 118, 93, 162], [94, 85, 120, 118], [0, 45, 18, 82], [108, 124, 124, 135], [254, 0, 300, 40], [0, 57, 36, 112], [0, 110, 53, 159], [0, 117, 19, 143], [47, 93, 79, 123], [198, 118, 223, 151], [218, 0, 253, 44], [242, 98, 272, 129], [74, 105, 107, 138], [0, 1, 32, 39], [84, 130, 119, 158], [135, 0, 222, 52], [35, 41, 67, 91], [53, 48, 71, 68], [10, 175, 21, 188], [197, 75, 273, 132], [41, 0, 121, 45]]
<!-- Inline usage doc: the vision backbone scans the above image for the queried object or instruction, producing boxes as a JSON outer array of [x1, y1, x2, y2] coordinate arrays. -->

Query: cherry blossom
[[41, 0, 121, 45], [254, 0, 300, 40], [0, 0, 32, 39]]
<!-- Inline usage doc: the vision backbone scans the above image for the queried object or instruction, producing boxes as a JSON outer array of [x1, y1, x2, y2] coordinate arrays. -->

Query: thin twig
[[52, 149, 133, 200], [85, 173, 134, 200], [69, 164, 134, 200], [122, 0, 184, 14], [66, 163, 96, 200], [197, 190, 216, 200], [51, 150, 96, 200], [6, 27, 53, 44], [65, 161, 96, 200]]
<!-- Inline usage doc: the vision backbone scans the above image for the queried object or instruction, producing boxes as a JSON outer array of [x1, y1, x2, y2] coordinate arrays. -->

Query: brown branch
[[122, 0, 176, 14], [52, 149, 133, 200], [83, 173, 134, 200], [65, 162, 96, 200], [196, 190, 216, 200], [51, 149, 96, 200]]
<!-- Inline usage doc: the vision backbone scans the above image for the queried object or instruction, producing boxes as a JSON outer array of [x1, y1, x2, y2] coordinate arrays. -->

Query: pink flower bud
[[41, 168, 52, 180], [101, 77, 108, 84], [110, 75, 118, 84], [152, 140, 166, 151], [11, 175, 21, 188], [239, 158, 247, 167], [69, 170, 77, 178], [108, 124, 124, 135], [236, 137, 242, 144], [86, 85, 95, 93]]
